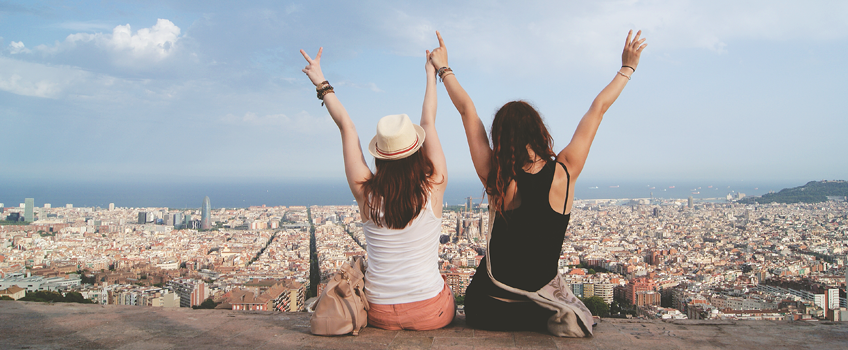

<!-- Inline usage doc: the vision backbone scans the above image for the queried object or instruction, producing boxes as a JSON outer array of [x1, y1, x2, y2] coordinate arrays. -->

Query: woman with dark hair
[[300, 46, 453, 330], [429, 30, 646, 332]]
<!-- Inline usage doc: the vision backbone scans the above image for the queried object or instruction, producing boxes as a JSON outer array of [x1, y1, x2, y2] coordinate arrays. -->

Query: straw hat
[[368, 114, 426, 160]]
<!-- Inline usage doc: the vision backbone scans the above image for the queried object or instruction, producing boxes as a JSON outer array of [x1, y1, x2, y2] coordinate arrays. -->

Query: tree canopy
[[19, 291, 92, 304], [581, 296, 609, 317], [740, 180, 847, 204]]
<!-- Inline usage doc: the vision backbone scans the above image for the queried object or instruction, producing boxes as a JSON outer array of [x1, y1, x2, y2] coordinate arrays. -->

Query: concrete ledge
[[670, 319, 736, 326], [2, 301, 847, 349]]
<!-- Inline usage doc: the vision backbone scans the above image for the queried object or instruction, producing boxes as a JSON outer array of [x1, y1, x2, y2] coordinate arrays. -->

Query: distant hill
[[739, 180, 848, 204]]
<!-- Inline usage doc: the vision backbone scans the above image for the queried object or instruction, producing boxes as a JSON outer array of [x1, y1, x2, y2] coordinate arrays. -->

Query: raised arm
[[557, 30, 647, 178], [300, 48, 372, 203], [420, 49, 448, 217], [429, 31, 492, 185]]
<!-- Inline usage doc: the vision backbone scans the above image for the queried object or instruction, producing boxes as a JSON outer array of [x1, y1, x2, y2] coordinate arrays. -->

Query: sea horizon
[[0, 178, 809, 209]]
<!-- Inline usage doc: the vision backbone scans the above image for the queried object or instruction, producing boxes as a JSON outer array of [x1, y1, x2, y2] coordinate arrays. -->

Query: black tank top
[[488, 160, 571, 293]]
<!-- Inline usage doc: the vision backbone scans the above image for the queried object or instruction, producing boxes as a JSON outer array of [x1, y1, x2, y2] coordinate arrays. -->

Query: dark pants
[[464, 261, 555, 332]]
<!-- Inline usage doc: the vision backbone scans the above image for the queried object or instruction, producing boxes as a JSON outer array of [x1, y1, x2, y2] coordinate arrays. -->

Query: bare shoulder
[[553, 161, 570, 190], [549, 161, 571, 214]]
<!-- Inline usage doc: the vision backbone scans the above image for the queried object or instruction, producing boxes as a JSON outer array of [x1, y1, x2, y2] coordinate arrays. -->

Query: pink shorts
[[367, 283, 456, 331]]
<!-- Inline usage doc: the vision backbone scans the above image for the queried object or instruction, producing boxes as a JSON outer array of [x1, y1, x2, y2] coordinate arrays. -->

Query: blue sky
[[1, 0, 846, 186]]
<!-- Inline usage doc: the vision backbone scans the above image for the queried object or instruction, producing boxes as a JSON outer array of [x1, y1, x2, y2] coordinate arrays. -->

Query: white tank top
[[363, 200, 444, 304]]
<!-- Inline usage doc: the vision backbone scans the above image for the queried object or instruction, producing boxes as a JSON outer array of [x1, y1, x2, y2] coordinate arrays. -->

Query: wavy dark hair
[[362, 148, 437, 229], [486, 101, 556, 215]]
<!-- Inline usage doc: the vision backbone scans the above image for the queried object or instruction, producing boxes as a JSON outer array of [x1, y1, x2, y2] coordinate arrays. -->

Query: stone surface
[[2, 301, 847, 349]]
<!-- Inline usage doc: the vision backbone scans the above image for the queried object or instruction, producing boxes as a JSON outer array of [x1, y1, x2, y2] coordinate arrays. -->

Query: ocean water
[[574, 180, 798, 202], [0, 179, 800, 209]]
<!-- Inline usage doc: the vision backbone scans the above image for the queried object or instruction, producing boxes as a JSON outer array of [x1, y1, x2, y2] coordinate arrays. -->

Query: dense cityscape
[[1, 186, 847, 322]]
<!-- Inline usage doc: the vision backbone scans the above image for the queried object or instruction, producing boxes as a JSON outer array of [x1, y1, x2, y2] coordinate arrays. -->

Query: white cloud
[[0, 55, 176, 101], [8, 41, 31, 54], [0, 56, 88, 98], [33, 19, 182, 67], [0, 72, 59, 98]]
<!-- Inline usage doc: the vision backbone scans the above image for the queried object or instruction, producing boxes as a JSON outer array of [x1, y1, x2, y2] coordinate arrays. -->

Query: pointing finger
[[436, 31, 445, 48], [315, 47, 323, 61]]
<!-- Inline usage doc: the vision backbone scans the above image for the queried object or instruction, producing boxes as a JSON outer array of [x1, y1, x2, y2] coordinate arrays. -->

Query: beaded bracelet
[[616, 71, 631, 80], [316, 81, 334, 106], [436, 67, 452, 81]]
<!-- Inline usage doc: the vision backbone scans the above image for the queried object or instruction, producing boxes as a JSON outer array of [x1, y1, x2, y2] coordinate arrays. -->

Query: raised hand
[[300, 47, 326, 86], [428, 31, 448, 69], [425, 50, 436, 76], [622, 30, 647, 71]]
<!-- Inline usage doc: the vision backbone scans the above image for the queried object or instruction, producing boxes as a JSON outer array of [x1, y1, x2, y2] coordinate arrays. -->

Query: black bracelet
[[622, 65, 635, 72]]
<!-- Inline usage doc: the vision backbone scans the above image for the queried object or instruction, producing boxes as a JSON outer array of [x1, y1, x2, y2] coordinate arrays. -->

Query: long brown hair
[[486, 101, 556, 215], [362, 148, 436, 229]]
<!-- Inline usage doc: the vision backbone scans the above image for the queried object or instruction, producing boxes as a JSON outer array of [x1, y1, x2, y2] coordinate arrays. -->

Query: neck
[[522, 156, 546, 172]]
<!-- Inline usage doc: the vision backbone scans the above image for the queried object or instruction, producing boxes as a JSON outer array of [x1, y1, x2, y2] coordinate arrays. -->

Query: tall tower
[[455, 215, 463, 242], [24, 198, 34, 222], [687, 196, 693, 209], [173, 213, 184, 229], [200, 196, 212, 230]]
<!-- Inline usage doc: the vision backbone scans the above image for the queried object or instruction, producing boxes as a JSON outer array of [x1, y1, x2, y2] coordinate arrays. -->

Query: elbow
[[591, 100, 611, 117], [454, 104, 468, 116], [457, 103, 476, 120]]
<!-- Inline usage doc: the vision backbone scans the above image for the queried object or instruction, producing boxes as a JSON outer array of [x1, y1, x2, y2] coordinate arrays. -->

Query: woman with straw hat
[[300, 46, 453, 330]]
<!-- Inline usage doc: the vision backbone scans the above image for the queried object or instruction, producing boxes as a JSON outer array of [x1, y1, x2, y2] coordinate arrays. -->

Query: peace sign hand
[[300, 47, 326, 86]]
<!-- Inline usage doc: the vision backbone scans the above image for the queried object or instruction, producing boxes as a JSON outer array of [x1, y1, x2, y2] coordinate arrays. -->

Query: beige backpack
[[310, 255, 369, 336]]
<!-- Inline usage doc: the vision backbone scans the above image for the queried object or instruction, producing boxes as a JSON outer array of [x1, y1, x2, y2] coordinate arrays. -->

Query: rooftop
[[2, 301, 847, 349]]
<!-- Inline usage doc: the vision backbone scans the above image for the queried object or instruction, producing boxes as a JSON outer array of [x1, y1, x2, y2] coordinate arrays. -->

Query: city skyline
[[2, 196, 846, 322], [2, 1, 847, 186]]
